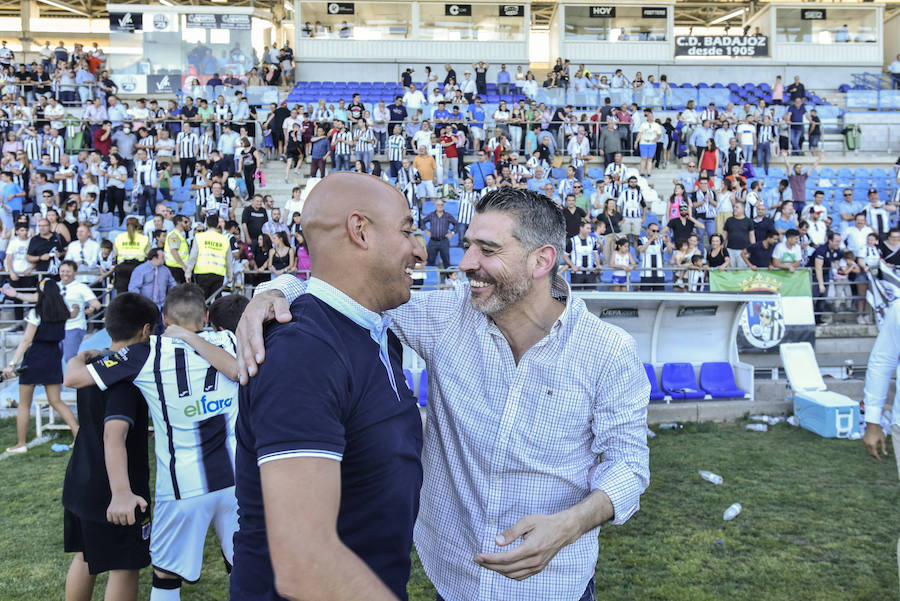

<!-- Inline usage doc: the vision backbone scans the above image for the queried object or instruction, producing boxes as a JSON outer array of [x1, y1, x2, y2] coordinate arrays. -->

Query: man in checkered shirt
[[237, 181, 650, 601]]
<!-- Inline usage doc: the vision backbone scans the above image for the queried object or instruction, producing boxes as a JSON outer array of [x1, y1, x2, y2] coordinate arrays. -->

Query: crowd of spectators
[[0, 46, 890, 325]]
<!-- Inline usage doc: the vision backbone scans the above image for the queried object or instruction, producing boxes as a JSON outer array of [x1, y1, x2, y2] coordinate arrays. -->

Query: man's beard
[[468, 265, 532, 317]]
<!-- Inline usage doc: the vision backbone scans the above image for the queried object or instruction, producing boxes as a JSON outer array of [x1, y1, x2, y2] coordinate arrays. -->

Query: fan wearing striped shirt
[[65, 283, 241, 601], [175, 123, 199, 183], [616, 175, 646, 249]]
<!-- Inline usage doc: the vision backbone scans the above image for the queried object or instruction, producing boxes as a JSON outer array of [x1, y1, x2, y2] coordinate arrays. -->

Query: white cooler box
[[779, 343, 861, 439]]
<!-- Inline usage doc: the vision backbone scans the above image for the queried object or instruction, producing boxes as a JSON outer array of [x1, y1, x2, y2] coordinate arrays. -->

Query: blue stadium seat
[[699, 362, 745, 398], [424, 269, 440, 287], [551, 167, 567, 179], [417, 370, 428, 407], [587, 167, 605, 180], [644, 364, 666, 402], [661, 363, 705, 400]]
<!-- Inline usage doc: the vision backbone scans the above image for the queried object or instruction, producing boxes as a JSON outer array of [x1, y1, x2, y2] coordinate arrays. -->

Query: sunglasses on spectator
[[649, 228, 659, 232], [843, 193, 853, 196], [688, 164, 696, 167]]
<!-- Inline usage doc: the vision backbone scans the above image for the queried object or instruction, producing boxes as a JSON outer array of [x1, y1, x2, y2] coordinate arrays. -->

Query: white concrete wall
[[296, 60, 532, 84], [884, 12, 900, 67]]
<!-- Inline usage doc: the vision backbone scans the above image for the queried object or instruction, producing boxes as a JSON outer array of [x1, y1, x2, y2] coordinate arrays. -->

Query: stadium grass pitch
[[0, 417, 896, 600]]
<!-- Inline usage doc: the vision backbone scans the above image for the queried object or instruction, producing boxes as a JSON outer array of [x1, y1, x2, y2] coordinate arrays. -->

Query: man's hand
[[474, 513, 577, 581], [106, 492, 148, 526], [236, 289, 292, 384], [863, 423, 889, 461], [79, 349, 102, 362], [163, 324, 192, 341]]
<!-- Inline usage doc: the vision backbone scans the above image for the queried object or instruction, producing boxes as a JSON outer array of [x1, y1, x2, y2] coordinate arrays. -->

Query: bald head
[[301, 172, 406, 257], [300, 172, 425, 312]]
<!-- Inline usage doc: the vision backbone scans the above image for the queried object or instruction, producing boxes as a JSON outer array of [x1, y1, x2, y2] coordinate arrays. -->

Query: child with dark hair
[[209, 294, 249, 333], [3, 278, 76, 452], [62, 292, 160, 601]]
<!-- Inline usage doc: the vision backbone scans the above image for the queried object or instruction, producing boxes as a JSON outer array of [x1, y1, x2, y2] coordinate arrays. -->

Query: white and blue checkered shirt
[[259, 274, 650, 601]]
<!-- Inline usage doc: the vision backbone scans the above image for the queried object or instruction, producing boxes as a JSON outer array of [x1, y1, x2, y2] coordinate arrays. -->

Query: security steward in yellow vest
[[113, 216, 150, 294], [164, 214, 190, 284], [185, 214, 232, 300]]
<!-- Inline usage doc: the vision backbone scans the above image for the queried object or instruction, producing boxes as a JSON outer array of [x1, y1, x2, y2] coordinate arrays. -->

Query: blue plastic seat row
[[644, 362, 746, 402]]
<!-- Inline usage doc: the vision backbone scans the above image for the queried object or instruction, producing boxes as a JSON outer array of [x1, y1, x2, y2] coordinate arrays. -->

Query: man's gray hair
[[475, 188, 565, 276]]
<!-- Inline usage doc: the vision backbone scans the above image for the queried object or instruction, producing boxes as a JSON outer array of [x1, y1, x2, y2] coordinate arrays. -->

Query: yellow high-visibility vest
[[193, 230, 228, 276], [114, 232, 148, 264], [164, 229, 188, 269]]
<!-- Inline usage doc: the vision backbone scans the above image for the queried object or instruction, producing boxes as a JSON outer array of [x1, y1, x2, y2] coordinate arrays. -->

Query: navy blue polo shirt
[[812, 244, 841, 281], [745, 241, 776, 269], [230, 294, 423, 601]]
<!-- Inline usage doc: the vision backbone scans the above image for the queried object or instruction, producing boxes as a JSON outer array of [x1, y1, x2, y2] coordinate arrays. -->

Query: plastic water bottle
[[646, 427, 658, 439], [658, 422, 681, 431], [749, 414, 771, 423], [723, 503, 742, 521], [787, 415, 800, 427], [698, 470, 723, 485], [766, 416, 785, 426], [849, 432, 862, 440], [50, 443, 69, 453], [745, 423, 768, 432]]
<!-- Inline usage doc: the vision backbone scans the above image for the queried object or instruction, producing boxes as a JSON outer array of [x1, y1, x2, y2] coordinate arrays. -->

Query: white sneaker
[[5, 445, 26, 454], [857, 314, 867, 325]]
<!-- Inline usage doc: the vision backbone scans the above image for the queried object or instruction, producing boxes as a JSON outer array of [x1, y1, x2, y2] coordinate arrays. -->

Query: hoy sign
[[589, 6, 616, 18]]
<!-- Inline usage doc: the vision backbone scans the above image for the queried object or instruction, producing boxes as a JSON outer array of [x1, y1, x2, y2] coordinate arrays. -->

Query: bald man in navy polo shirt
[[230, 173, 427, 601]]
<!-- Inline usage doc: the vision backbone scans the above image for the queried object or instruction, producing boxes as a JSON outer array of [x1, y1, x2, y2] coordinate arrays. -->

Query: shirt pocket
[[521, 386, 593, 458]]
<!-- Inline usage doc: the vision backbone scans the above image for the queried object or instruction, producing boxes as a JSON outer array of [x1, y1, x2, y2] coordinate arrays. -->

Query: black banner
[[801, 9, 826, 20], [327, 2, 355, 15], [642, 7, 667, 18], [148, 74, 180, 94], [185, 13, 251, 29], [445, 4, 471, 16], [598, 308, 639, 319], [109, 12, 142, 33], [589, 6, 616, 18], [498, 5, 524, 17], [674, 35, 769, 57]]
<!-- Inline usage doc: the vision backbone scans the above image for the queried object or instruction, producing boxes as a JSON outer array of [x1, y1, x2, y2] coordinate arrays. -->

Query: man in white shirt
[[806, 207, 827, 246], [372, 100, 391, 154], [566, 130, 591, 181], [634, 109, 662, 178], [889, 53, 900, 90], [460, 71, 476, 103], [800, 190, 828, 224], [844, 213, 874, 258], [735, 117, 756, 165], [402, 83, 426, 112], [861, 301, 900, 590], [45, 96, 66, 130], [64, 224, 101, 284], [411, 120, 433, 155], [58, 260, 102, 365], [771, 228, 802, 272]]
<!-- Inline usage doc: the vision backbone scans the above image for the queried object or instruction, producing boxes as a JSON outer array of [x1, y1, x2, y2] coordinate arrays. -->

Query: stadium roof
[[6, 0, 899, 23]]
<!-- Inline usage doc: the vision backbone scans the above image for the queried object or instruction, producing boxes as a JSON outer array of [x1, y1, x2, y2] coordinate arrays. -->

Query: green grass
[[0, 418, 896, 600]]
